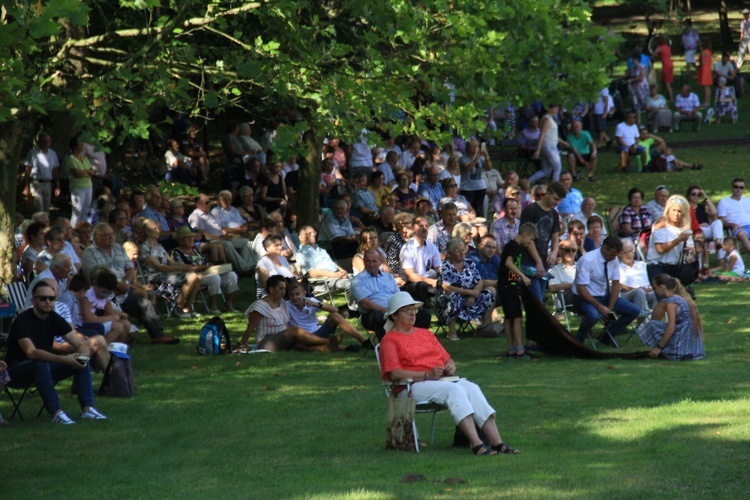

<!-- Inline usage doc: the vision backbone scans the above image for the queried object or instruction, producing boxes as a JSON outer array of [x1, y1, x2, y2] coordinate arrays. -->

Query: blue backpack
[[197, 316, 232, 355]]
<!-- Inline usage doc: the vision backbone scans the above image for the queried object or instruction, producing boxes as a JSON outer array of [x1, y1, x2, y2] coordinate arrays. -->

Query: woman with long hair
[[352, 228, 390, 275], [646, 195, 695, 281], [637, 274, 704, 360]]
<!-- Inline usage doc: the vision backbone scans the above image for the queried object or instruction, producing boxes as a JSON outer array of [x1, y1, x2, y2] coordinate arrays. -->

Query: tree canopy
[[0, 0, 614, 277]]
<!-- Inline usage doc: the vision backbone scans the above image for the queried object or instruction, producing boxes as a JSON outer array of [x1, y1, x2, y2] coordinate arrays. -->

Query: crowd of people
[[11, 13, 750, 433]]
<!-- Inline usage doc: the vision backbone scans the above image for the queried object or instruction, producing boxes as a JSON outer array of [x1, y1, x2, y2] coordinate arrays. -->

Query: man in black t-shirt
[[4, 282, 107, 425], [520, 182, 566, 302]]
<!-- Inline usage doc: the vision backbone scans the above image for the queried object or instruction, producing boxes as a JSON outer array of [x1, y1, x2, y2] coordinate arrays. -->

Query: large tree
[[0, 0, 613, 282]]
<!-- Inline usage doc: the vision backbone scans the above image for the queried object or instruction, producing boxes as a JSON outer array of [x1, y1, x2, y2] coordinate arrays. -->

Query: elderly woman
[[170, 226, 238, 314], [139, 218, 204, 319], [646, 195, 695, 281], [435, 238, 495, 341], [439, 178, 476, 221], [75, 221, 93, 253], [644, 85, 673, 133], [235, 186, 267, 232], [238, 275, 336, 352], [714, 77, 738, 124], [637, 274, 705, 360], [415, 196, 438, 226], [255, 235, 296, 298], [618, 238, 657, 315], [386, 212, 413, 276], [438, 153, 462, 187], [379, 292, 519, 455], [352, 228, 390, 275], [618, 187, 653, 241]]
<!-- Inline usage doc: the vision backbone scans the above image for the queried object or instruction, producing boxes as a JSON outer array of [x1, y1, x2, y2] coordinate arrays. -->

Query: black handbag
[[677, 248, 700, 286]]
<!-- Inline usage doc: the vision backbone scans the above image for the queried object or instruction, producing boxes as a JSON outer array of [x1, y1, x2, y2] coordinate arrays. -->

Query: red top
[[689, 205, 703, 235], [379, 328, 451, 381]]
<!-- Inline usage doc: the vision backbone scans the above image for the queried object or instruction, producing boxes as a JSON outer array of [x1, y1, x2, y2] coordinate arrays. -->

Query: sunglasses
[[689, 191, 700, 196], [561, 248, 577, 253], [34, 295, 55, 302], [733, 185, 745, 190]]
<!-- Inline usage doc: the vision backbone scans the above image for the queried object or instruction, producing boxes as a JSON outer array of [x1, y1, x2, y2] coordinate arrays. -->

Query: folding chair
[[375, 344, 447, 452], [4, 385, 47, 421], [6, 282, 28, 313], [135, 261, 176, 318]]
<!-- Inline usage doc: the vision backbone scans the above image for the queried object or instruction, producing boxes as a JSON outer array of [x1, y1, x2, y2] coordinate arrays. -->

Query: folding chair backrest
[[6, 282, 28, 314]]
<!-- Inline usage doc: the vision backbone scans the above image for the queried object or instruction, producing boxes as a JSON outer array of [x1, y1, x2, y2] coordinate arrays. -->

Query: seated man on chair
[[572, 236, 640, 344], [352, 248, 430, 340], [4, 281, 107, 424], [296, 225, 354, 307], [400, 216, 442, 304]]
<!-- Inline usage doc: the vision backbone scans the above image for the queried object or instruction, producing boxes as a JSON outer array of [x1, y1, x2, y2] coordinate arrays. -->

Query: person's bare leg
[[566, 154, 577, 178], [512, 317, 524, 347], [589, 155, 597, 178], [620, 151, 628, 169], [286, 326, 332, 351], [457, 414, 495, 453], [447, 319, 457, 340], [737, 231, 750, 253], [326, 313, 366, 342]]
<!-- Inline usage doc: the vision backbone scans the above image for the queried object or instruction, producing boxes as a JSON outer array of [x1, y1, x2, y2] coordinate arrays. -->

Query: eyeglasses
[[34, 295, 55, 302], [533, 192, 546, 198], [689, 191, 700, 196], [733, 185, 745, 190]]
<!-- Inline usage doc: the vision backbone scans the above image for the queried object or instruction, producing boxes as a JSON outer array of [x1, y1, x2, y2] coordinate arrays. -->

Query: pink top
[[85, 288, 109, 314], [379, 328, 450, 381]]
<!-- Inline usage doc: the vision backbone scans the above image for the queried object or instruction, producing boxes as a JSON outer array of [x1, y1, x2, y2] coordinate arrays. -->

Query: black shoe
[[337, 305, 350, 319], [605, 139, 613, 151], [345, 344, 362, 353]]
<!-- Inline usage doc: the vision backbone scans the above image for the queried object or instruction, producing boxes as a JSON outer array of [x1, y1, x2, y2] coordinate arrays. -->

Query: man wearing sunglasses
[[4, 281, 107, 424], [718, 178, 750, 254]]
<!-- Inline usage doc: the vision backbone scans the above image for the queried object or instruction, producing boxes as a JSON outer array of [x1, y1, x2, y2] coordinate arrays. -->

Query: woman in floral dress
[[435, 238, 495, 341]]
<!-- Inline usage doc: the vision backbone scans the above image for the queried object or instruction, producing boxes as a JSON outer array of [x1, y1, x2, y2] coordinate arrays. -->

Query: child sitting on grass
[[80, 267, 135, 344], [498, 222, 538, 359], [659, 147, 703, 171], [710, 236, 746, 278]]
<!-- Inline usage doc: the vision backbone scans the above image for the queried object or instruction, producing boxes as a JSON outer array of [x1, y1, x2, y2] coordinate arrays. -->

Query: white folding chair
[[375, 344, 447, 452]]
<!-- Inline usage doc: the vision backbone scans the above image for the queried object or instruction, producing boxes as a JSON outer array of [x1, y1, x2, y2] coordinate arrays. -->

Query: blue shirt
[[297, 245, 339, 275], [417, 181, 446, 210], [556, 187, 583, 216], [140, 206, 170, 231], [350, 270, 400, 311], [352, 188, 378, 213], [466, 250, 501, 280]]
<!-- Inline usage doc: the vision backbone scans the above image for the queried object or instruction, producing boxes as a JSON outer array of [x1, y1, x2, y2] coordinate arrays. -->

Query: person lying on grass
[[379, 291, 520, 456], [238, 275, 338, 353], [285, 281, 374, 352]]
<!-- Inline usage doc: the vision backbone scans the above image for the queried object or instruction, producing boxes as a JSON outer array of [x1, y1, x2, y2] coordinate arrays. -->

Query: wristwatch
[[124, 280, 130, 285]]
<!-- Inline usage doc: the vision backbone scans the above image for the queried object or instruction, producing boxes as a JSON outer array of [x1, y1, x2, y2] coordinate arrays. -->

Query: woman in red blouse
[[378, 292, 519, 456]]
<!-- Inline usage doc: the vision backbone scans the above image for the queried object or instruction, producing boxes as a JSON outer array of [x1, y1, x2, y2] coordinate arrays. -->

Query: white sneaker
[[52, 411, 75, 425], [81, 407, 108, 420]]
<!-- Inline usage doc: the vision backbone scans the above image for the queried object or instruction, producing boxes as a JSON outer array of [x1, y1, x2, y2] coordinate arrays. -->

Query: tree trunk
[[0, 121, 28, 284], [298, 122, 322, 230], [718, 0, 732, 51]]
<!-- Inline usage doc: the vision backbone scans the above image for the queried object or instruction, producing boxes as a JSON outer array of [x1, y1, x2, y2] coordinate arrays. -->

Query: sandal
[[472, 444, 497, 456], [492, 442, 520, 454]]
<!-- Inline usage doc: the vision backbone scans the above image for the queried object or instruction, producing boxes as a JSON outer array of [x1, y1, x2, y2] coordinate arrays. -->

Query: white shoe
[[81, 407, 108, 420], [52, 411, 75, 425]]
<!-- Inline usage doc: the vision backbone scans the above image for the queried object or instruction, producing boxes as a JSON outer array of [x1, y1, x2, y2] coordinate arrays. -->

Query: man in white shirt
[[615, 113, 647, 172], [717, 177, 750, 253], [22, 132, 60, 213], [378, 151, 398, 187], [188, 193, 255, 272], [400, 216, 442, 304], [592, 87, 611, 148], [399, 139, 422, 169], [348, 129, 374, 178], [572, 236, 640, 343], [673, 85, 703, 131]]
